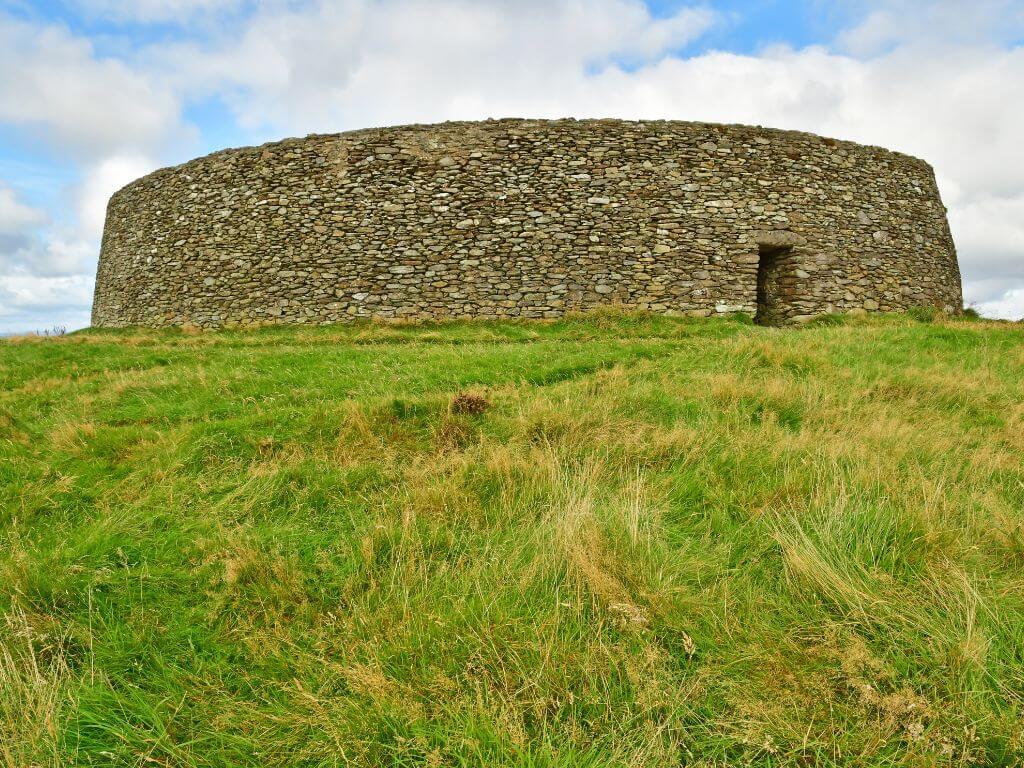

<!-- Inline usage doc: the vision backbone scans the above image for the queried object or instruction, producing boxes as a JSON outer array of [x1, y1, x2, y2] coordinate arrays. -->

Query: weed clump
[[906, 305, 941, 323]]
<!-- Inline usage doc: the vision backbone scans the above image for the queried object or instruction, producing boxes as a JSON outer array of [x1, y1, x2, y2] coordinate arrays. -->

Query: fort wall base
[[91, 119, 962, 328]]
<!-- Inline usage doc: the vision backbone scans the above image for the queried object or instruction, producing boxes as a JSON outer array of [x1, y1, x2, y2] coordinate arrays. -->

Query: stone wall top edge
[[108, 117, 935, 203]]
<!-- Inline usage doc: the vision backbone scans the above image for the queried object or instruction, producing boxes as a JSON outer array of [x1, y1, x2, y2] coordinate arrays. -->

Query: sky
[[0, 0, 1022, 332]]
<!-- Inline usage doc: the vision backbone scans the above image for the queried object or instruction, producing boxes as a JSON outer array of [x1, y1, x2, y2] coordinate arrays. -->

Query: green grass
[[2, 310, 1023, 767]]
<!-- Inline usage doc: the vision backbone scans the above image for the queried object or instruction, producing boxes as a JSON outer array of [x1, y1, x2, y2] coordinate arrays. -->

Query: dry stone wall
[[92, 118, 962, 327]]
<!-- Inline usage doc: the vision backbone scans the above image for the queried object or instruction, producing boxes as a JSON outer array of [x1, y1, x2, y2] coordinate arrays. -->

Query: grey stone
[[753, 230, 808, 249]]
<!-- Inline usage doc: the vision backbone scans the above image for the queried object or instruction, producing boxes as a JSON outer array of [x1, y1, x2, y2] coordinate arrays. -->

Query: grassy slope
[[1, 312, 1023, 767]]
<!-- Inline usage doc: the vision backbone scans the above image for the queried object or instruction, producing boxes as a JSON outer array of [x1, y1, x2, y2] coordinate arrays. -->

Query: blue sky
[[1, 0, 1023, 332]]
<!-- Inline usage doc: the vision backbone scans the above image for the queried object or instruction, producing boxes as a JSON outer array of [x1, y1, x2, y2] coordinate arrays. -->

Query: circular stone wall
[[91, 118, 962, 327]]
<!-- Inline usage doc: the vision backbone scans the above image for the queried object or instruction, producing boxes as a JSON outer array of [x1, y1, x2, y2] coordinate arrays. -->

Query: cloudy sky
[[0, 0, 1022, 332]]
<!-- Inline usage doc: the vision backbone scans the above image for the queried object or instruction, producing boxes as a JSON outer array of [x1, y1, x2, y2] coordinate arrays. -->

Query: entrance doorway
[[755, 244, 794, 326]]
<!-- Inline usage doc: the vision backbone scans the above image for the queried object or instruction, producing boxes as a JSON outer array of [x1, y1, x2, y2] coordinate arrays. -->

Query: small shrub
[[961, 306, 982, 321], [450, 391, 490, 415]]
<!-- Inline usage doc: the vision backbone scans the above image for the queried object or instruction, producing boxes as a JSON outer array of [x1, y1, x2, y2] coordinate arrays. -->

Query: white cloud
[[948, 194, 1024, 282], [0, 14, 187, 157], [0, 158, 156, 335], [0, 273, 94, 333], [0, 185, 95, 330], [152, 0, 717, 132], [0, 222, 94, 277], [972, 288, 1024, 321], [838, 0, 1024, 55], [3, 237, 89, 278], [0, 184, 48, 235], [837, 10, 903, 56]]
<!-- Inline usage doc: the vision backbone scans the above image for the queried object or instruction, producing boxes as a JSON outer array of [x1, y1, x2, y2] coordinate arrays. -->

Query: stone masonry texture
[[91, 118, 963, 328]]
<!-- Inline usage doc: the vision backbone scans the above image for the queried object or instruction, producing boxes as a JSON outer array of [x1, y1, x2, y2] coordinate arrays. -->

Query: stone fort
[[91, 118, 962, 328]]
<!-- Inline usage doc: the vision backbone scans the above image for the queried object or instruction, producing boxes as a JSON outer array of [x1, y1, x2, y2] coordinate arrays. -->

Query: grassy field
[[1, 310, 1023, 767]]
